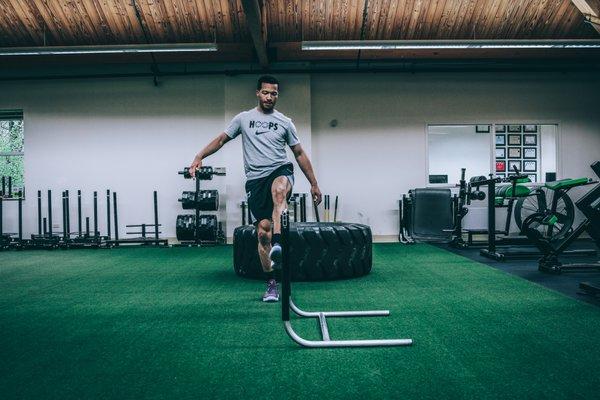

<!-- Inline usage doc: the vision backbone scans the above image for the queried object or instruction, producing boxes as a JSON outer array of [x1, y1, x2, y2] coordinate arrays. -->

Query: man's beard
[[260, 100, 275, 112]]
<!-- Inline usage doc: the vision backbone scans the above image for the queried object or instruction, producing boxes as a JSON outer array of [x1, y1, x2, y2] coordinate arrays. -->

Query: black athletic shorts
[[245, 163, 294, 223]]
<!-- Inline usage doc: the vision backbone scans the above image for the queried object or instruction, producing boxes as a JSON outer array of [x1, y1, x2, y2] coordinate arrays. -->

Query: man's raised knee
[[272, 185, 288, 203], [257, 220, 271, 246]]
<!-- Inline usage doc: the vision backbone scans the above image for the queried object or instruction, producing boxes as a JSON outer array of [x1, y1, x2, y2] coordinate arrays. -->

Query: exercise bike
[[449, 167, 548, 250], [522, 161, 600, 273]]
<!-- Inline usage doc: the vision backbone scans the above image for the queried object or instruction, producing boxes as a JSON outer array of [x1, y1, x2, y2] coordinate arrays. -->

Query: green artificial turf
[[1, 244, 600, 399]]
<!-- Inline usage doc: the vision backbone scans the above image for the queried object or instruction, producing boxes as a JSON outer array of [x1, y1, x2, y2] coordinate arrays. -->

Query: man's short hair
[[257, 75, 279, 90]]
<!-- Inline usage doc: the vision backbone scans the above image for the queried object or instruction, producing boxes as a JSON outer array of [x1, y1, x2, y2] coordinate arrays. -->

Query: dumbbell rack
[[175, 166, 226, 247]]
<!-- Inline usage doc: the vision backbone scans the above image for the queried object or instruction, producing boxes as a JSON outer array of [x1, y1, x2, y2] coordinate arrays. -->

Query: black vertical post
[[8, 176, 12, 198], [313, 199, 320, 223], [334, 195, 339, 222], [452, 194, 459, 238], [505, 198, 514, 235], [1, 176, 4, 196], [77, 190, 82, 236], [402, 195, 408, 234], [488, 177, 496, 254], [62, 191, 67, 239], [281, 209, 290, 322], [459, 168, 466, 204], [93, 191, 98, 238], [43, 218, 47, 235], [300, 194, 306, 222], [37, 190, 42, 235], [18, 193, 22, 240], [86, 217, 90, 236], [113, 192, 119, 242], [247, 199, 252, 225], [47, 190, 53, 237], [303, 194, 308, 222], [153, 191, 159, 240], [195, 175, 200, 243], [241, 201, 246, 225], [141, 224, 146, 238], [65, 190, 70, 238], [293, 196, 298, 222], [106, 190, 111, 239], [398, 199, 402, 241]]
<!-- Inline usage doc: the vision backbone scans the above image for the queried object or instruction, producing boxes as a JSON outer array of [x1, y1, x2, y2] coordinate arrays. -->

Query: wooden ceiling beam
[[584, 13, 600, 33], [241, 0, 269, 67], [571, 0, 600, 33], [572, 0, 600, 15]]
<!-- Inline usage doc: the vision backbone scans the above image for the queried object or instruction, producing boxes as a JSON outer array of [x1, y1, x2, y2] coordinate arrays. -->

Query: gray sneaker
[[269, 243, 282, 270], [262, 279, 279, 302]]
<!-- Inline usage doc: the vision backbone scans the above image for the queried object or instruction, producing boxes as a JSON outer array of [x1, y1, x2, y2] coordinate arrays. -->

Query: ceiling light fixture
[[0, 43, 218, 56], [301, 39, 600, 50]]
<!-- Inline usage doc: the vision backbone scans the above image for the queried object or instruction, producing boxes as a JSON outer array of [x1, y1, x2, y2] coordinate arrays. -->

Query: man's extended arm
[[291, 143, 322, 205], [189, 132, 231, 172]]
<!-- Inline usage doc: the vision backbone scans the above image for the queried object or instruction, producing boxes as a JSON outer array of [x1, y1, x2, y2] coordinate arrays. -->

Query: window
[[428, 125, 491, 184], [428, 123, 557, 184], [0, 110, 24, 196]]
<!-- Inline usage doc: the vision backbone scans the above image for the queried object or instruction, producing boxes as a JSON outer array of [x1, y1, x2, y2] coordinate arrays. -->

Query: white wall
[[311, 72, 600, 235], [1, 76, 226, 239], [0, 74, 312, 240], [1, 71, 599, 240], [540, 124, 557, 180]]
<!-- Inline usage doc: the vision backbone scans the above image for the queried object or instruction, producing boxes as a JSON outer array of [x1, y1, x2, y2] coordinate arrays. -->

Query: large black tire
[[233, 222, 373, 281]]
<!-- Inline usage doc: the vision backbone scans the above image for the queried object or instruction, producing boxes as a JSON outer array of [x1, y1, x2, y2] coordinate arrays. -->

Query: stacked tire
[[233, 222, 372, 281]]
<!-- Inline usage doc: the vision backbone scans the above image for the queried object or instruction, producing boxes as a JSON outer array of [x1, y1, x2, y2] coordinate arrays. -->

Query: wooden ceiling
[[0, 0, 599, 67], [267, 0, 596, 41], [0, 0, 249, 45]]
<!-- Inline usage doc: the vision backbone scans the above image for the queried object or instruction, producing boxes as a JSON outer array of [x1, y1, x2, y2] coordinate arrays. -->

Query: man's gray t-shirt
[[224, 107, 300, 180]]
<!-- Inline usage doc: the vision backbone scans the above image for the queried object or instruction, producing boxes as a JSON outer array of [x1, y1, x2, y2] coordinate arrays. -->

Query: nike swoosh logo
[[255, 130, 269, 135]]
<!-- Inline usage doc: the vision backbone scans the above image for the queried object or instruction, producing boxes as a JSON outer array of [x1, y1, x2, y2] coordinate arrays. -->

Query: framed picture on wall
[[508, 160, 522, 172], [524, 125, 538, 133], [523, 147, 537, 159], [495, 125, 507, 133], [496, 134, 506, 146], [524, 134, 537, 145], [523, 160, 537, 172], [508, 147, 521, 158], [508, 134, 522, 145], [496, 161, 506, 172], [476, 125, 490, 133], [508, 125, 522, 133], [527, 174, 537, 182], [495, 147, 506, 158]]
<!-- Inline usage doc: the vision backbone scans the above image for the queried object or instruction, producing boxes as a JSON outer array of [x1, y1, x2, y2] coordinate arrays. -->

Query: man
[[189, 75, 322, 302]]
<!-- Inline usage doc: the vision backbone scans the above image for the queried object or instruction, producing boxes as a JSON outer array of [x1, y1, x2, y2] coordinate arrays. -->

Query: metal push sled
[[279, 209, 413, 348]]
